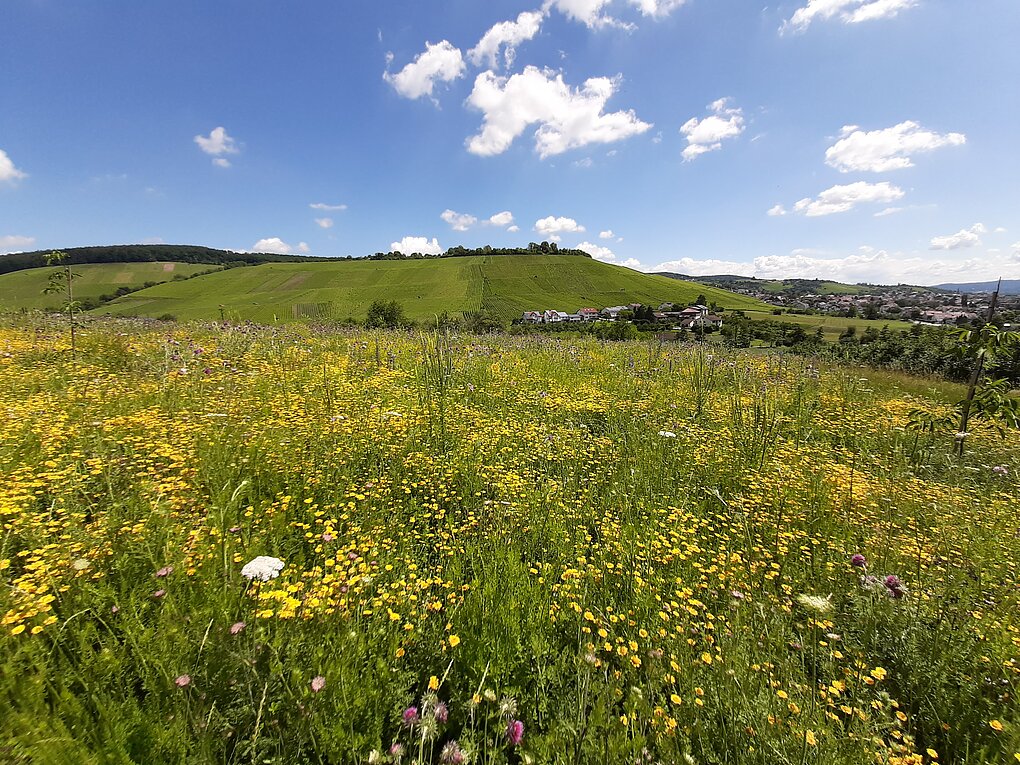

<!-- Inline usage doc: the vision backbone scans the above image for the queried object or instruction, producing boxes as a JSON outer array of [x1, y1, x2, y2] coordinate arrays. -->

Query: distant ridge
[[933, 279, 1020, 295], [0, 244, 326, 275]]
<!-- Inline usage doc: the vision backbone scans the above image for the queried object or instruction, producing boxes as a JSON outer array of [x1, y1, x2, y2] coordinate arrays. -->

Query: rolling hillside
[[0, 262, 220, 312], [94, 256, 768, 322]]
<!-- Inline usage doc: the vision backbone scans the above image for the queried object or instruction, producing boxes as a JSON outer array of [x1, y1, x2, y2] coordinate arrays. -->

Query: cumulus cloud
[[825, 121, 966, 173], [194, 127, 239, 166], [680, 98, 745, 161], [466, 66, 652, 159], [310, 202, 347, 211], [544, 0, 687, 27], [544, 0, 619, 28], [629, 0, 688, 18], [784, 0, 918, 33], [767, 205, 787, 217], [577, 241, 616, 261], [535, 216, 585, 236], [0, 150, 28, 184], [468, 10, 545, 69], [507, 225, 521, 233], [652, 247, 1020, 284], [384, 41, 465, 100], [599, 230, 615, 239], [577, 241, 643, 269], [0, 234, 36, 253], [315, 218, 334, 229], [441, 209, 479, 231], [252, 238, 310, 255], [792, 181, 904, 217], [929, 223, 986, 250], [391, 236, 444, 255], [439, 209, 516, 231]]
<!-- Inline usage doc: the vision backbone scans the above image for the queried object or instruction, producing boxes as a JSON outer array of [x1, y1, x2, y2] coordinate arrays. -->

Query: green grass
[[0, 262, 219, 312], [743, 309, 914, 340], [93, 256, 768, 322], [1, 317, 1017, 764]]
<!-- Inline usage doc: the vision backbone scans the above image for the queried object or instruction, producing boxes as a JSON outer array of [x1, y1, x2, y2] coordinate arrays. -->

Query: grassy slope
[[0, 262, 218, 312], [96, 256, 767, 322]]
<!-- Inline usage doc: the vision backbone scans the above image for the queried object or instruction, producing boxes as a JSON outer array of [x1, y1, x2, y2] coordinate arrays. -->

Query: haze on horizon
[[1, 0, 1018, 285]]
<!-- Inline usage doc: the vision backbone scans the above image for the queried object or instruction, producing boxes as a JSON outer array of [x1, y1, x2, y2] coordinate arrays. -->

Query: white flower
[[795, 593, 833, 615], [241, 555, 285, 581], [658, 430, 677, 438]]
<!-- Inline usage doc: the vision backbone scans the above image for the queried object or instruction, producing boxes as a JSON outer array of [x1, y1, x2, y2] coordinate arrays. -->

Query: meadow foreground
[[1, 317, 1017, 764]]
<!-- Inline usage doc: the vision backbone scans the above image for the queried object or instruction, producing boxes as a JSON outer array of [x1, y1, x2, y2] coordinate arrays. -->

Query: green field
[[742, 309, 914, 339], [0, 262, 219, 312], [2, 318, 1017, 763], [94, 256, 769, 322]]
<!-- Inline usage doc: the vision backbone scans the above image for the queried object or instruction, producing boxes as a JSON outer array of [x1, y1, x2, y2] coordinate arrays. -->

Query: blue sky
[[1, 0, 1018, 284]]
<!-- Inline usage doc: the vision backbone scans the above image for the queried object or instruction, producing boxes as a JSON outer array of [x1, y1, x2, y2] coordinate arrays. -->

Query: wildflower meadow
[[1, 315, 1017, 764]]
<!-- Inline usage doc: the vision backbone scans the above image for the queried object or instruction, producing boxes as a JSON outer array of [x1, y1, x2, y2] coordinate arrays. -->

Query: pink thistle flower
[[402, 706, 419, 727], [155, 566, 173, 578], [389, 743, 405, 757], [310, 675, 326, 693], [851, 554, 867, 568], [152, 589, 166, 599], [507, 719, 524, 746], [433, 701, 449, 723], [440, 741, 465, 764], [230, 621, 246, 635], [174, 675, 191, 688], [322, 532, 335, 543]]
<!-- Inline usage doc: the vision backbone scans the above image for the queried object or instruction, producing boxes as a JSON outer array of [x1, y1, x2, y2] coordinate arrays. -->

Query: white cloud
[[577, 241, 616, 261], [544, 0, 687, 27], [535, 216, 585, 236], [310, 202, 348, 211], [629, 0, 688, 18], [929, 222, 986, 250], [825, 121, 965, 173], [767, 205, 787, 217], [194, 127, 239, 165], [0, 234, 35, 253], [391, 236, 444, 255], [384, 41, 465, 100], [874, 207, 904, 217], [0, 150, 27, 184], [573, 157, 594, 168], [599, 230, 615, 239], [680, 98, 745, 161], [441, 209, 479, 231], [792, 181, 904, 217], [315, 218, 334, 229], [466, 66, 652, 159], [784, 0, 917, 33], [468, 10, 545, 69], [544, 0, 618, 28], [577, 240, 644, 269], [252, 237, 310, 255], [508, 225, 521, 233], [652, 248, 1020, 284], [439, 209, 516, 231]]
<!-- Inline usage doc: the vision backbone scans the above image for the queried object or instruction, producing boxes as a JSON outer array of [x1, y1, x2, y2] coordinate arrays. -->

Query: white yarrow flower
[[241, 555, 285, 581], [658, 430, 677, 438]]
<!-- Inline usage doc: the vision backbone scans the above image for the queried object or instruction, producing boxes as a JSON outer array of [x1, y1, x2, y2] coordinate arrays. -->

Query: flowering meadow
[[1, 316, 1017, 764]]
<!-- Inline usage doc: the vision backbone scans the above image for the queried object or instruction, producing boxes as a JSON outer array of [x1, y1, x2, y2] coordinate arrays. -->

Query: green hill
[[94, 256, 767, 323], [0, 262, 220, 312]]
